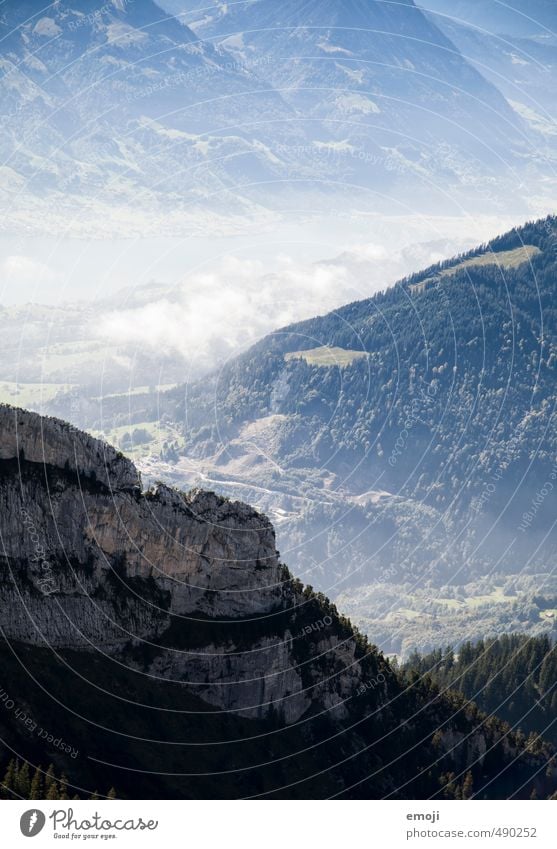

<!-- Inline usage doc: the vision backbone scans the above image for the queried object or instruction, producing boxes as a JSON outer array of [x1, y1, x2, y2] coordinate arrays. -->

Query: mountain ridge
[[1, 0, 548, 235], [125, 214, 557, 654]]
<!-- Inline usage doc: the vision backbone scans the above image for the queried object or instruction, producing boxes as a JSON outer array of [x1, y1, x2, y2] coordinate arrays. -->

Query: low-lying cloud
[[96, 234, 481, 376], [97, 254, 364, 374]]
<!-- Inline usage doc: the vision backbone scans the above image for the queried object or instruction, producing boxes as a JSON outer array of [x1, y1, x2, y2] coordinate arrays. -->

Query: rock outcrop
[[0, 405, 139, 491], [0, 404, 377, 723]]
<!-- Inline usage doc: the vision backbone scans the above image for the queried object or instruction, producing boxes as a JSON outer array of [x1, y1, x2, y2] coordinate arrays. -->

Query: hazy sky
[[0, 213, 518, 307]]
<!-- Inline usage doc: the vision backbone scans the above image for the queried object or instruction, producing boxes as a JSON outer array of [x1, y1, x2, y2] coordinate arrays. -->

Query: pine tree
[[46, 776, 59, 801], [431, 730, 444, 750], [462, 771, 474, 800], [1, 758, 17, 799], [45, 764, 60, 800], [29, 767, 43, 800], [107, 787, 117, 800], [16, 761, 31, 798], [44, 764, 57, 798], [527, 732, 541, 755], [58, 773, 70, 800], [440, 772, 457, 799]]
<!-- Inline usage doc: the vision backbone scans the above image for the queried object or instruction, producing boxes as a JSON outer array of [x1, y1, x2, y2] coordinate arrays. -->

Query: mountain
[[0, 0, 308, 234], [420, 1, 557, 135], [1, 0, 551, 236], [420, 1, 557, 37], [0, 402, 555, 799], [0, 233, 476, 422], [128, 215, 557, 655], [162, 0, 537, 192]]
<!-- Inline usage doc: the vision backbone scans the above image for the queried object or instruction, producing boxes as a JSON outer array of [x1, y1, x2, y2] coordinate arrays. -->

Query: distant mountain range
[[421, 1, 557, 37], [420, 0, 557, 133], [184, 0, 523, 154], [0, 0, 306, 233], [1, 0, 555, 234], [160, 0, 551, 208]]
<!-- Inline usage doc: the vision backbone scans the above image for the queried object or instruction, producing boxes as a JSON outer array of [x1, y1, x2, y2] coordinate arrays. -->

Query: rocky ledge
[[0, 404, 378, 723]]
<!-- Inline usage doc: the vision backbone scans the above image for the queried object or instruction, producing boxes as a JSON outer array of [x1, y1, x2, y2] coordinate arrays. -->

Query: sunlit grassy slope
[[285, 346, 368, 367], [411, 244, 541, 292]]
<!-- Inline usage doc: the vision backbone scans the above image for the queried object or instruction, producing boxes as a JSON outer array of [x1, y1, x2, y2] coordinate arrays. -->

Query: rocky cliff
[[0, 404, 373, 724], [0, 403, 555, 799]]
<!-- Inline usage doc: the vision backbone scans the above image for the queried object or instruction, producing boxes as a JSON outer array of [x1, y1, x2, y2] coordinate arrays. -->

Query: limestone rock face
[[0, 405, 139, 491], [0, 405, 376, 723]]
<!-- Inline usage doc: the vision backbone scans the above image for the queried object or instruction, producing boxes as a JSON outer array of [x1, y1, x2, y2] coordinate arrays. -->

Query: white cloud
[[94, 216, 519, 377], [96, 254, 361, 373], [33, 17, 62, 38], [1, 255, 57, 287], [345, 243, 390, 261]]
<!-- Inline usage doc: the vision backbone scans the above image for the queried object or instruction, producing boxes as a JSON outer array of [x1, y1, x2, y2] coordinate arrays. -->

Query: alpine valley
[[3, 0, 557, 805], [40, 215, 557, 659]]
